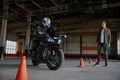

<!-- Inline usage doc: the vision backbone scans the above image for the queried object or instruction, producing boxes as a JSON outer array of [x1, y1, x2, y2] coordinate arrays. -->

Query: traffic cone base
[[88, 58, 92, 64], [78, 58, 84, 68], [15, 56, 28, 80], [0, 55, 3, 61]]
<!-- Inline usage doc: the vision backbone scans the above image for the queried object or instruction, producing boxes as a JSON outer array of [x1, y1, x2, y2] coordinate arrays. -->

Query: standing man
[[94, 21, 111, 67]]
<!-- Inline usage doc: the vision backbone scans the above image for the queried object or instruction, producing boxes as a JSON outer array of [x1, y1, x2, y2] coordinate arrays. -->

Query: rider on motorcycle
[[31, 18, 64, 70], [32, 17, 55, 57]]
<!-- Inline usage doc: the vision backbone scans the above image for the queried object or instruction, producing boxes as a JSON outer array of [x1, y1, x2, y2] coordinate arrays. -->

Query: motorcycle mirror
[[64, 35, 67, 38], [60, 35, 67, 38]]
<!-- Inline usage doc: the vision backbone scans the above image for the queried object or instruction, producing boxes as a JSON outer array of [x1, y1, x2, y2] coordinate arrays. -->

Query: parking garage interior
[[0, 0, 120, 80]]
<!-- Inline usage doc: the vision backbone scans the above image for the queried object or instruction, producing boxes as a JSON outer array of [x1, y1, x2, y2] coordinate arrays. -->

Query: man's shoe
[[94, 64, 100, 66], [105, 64, 108, 67], [93, 63, 100, 66]]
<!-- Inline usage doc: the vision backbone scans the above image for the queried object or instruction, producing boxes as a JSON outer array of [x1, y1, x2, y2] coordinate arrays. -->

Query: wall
[[64, 35, 97, 57], [6, 34, 18, 41], [66, 36, 80, 54], [82, 36, 97, 54], [17, 39, 25, 53], [111, 31, 117, 54]]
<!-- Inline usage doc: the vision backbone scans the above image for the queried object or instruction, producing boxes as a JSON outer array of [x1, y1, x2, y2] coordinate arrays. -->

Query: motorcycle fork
[[35, 45, 44, 58], [47, 46, 55, 60]]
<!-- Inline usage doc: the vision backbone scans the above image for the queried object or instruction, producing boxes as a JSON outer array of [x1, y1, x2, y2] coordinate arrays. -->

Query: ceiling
[[0, 0, 120, 39]]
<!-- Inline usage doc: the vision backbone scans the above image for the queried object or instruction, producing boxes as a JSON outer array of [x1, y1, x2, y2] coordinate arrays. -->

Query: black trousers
[[96, 43, 109, 65]]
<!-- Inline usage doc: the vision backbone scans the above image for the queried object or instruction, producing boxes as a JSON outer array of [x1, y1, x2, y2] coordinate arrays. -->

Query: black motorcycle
[[30, 33, 66, 70]]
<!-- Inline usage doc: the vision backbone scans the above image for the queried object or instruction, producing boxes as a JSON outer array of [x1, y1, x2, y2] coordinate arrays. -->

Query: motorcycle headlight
[[53, 37, 57, 39]]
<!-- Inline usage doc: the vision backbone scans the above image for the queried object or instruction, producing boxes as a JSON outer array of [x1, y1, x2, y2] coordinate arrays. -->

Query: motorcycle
[[30, 32, 66, 70]]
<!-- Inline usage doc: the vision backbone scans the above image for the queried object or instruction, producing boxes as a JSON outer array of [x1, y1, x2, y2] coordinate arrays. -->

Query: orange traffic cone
[[78, 58, 84, 68], [100, 56, 104, 61], [0, 54, 3, 61], [15, 56, 29, 80], [20, 51, 23, 57], [88, 58, 92, 64]]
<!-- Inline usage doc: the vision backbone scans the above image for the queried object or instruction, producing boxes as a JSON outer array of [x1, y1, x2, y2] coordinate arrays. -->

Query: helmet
[[42, 17, 51, 28]]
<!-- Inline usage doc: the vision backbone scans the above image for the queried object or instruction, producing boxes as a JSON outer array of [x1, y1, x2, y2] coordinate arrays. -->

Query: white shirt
[[101, 29, 104, 43]]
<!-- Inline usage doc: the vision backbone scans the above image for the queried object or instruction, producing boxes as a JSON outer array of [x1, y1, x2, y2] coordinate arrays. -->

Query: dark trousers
[[96, 43, 109, 65]]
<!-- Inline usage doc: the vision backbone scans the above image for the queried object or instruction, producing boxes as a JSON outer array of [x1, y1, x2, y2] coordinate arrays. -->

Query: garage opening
[[6, 40, 17, 54]]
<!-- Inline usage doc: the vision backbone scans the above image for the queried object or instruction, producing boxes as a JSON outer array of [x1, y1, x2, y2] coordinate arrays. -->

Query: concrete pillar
[[117, 31, 120, 59], [80, 35, 82, 57], [63, 37, 67, 54], [24, 15, 31, 57], [0, 0, 8, 60]]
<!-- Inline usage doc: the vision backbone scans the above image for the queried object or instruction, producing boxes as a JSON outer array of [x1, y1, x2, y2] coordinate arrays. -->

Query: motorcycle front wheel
[[46, 48, 64, 70]]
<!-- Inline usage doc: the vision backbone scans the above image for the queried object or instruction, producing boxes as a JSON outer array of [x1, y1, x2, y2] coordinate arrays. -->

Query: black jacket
[[36, 25, 55, 38]]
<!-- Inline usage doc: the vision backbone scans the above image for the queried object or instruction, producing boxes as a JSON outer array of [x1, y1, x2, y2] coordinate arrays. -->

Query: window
[[6, 40, 17, 54]]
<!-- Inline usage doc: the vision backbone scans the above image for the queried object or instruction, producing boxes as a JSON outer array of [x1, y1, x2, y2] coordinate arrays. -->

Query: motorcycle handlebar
[[59, 35, 67, 38], [38, 31, 67, 39]]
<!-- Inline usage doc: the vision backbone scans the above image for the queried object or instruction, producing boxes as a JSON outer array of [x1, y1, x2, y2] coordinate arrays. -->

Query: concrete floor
[[0, 57, 120, 80]]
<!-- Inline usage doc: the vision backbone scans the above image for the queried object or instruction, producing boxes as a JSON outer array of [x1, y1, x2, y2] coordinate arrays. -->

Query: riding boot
[[105, 53, 108, 67], [94, 53, 100, 66]]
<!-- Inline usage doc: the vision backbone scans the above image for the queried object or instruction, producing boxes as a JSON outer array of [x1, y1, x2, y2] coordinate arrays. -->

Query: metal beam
[[8, 7, 26, 24], [32, 2, 120, 15], [50, 0, 58, 6], [15, 0, 27, 11], [66, 32, 98, 36], [9, 7, 17, 13], [30, 0, 43, 9]]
